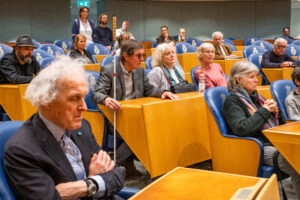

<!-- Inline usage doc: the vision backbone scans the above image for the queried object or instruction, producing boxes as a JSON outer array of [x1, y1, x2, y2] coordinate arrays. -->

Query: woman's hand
[[263, 99, 278, 113]]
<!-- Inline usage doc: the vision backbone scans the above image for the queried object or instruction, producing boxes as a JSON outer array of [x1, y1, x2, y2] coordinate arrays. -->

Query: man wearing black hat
[[0, 34, 41, 84]]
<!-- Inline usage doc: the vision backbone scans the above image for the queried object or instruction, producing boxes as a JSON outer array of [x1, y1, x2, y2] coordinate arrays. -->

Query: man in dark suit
[[156, 25, 175, 45], [4, 56, 125, 200], [92, 39, 177, 175], [212, 31, 237, 60]]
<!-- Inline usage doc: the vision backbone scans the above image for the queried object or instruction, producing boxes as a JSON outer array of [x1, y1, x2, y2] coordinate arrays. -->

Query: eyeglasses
[[276, 45, 287, 49], [133, 53, 144, 59]]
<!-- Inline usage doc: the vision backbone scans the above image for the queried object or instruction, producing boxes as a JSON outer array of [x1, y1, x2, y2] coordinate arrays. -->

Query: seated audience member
[[115, 33, 130, 56], [116, 20, 134, 40], [0, 34, 40, 84], [285, 67, 300, 120], [156, 25, 174, 45], [174, 28, 186, 42], [261, 37, 300, 68], [147, 43, 185, 90], [212, 31, 236, 60], [222, 61, 300, 199], [4, 56, 125, 199], [92, 40, 177, 175], [95, 13, 113, 51], [69, 34, 94, 63], [71, 6, 96, 45], [282, 26, 294, 43], [195, 43, 227, 89]]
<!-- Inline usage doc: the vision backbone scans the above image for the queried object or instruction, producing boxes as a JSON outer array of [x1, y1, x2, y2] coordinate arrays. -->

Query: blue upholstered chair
[[176, 42, 196, 54], [190, 66, 200, 91], [145, 56, 152, 70], [100, 55, 118, 68], [292, 40, 300, 46], [270, 80, 297, 121], [253, 40, 273, 51], [39, 57, 56, 68], [223, 38, 235, 45], [53, 40, 72, 50], [244, 37, 260, 46], [204, 87, 274, 178], [0, 44, 13, 59], [243, 45, 267, 58], [248, 53, 267, 85], [85, 43, 110, 56], [33, 49, 54, 62], [151, 41, 158, 48], [285, 45, 300, 57], [186, 38, 202, 48], [0, 121, 24, 200], [38, 44, 65, 56], [32, 39, 41, 48]]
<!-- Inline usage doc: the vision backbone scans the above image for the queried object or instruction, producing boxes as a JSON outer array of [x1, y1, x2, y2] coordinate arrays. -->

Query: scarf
[[163, 65, 184, 86]]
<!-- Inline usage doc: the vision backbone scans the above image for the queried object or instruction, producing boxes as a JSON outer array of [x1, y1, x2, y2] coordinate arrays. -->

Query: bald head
[[273, 38, 288, 56]]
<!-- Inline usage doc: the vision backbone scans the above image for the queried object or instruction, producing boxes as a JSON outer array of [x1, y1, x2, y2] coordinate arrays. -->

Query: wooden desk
[[141, 41, 152, 49], [0, 84, 36, 121], [99, 92, 211, 178], [262, 68, 293, 83], [233, 40, 244, 46], [263, 121, 300, 174], [84, 64, 101, 72], [184, 72, 192, 83], [177, 52, 199, 73], [213, 58, 247, 76], [236, 46, 245, 51], [130, 167, 279, 200], [257, 85, 273, 100], [233, 51, 244, 58]]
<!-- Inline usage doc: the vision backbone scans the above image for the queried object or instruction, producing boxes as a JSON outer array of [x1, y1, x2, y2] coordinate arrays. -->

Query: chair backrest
[[86, 43, 110, 56], [176, 42, 197, 54], [285, 45, 300, 57], [0, 121, 24, 200], [204, 87, 230, 136], [53, 40, 72, 50], [33, 49, 54, 62], [151, 41, 158, 48], [186, 38, 202, 48], [253, 40, 273, 51], [244, 37, 260, 46], [223, 38, 235, 45], [39, 57, 56, 69], [100, 55, 118, 68], [38, 44, 65, 56], [243, 45, 266, 58], [85, 71, 99, 111], [222, 41, 237, 51], [292, 40, 300, 46], [248, 53, 264, 71], [145, 56, 152, 69], [270, 80, 296, 120], [190, 66, 200, 90], [32, 39, 41, 48], [0, 44, 13, 59]]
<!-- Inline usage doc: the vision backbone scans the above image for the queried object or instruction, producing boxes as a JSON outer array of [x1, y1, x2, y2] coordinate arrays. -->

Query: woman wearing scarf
[[147, 43, 185, 90], [222, 61, 300, 198]]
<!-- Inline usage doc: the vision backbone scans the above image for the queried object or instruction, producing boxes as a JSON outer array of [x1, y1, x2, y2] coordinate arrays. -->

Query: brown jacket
[[214, 44, 232, 60]]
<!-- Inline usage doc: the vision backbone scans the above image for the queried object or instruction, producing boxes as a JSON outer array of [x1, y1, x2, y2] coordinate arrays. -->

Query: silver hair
[[212, 31, 223, 39], [197, 43, 215, 62], [227, 61, 259, 92], [274, 37, 287, 46], [151, 43, 175, 67], [25, 55, 95, 108]]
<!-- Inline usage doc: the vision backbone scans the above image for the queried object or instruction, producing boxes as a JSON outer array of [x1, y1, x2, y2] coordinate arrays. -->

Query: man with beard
[[0, 34, 40, 84], [95, 13, 114, 51]]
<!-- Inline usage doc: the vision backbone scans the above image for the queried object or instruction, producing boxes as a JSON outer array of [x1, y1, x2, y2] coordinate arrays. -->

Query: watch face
[[87, 179, 97, 196]]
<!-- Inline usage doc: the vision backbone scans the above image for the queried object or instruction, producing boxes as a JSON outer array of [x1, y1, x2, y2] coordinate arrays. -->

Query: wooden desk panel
[[262, 68, 293, 83], [84, 64, 101, 72], [233, 40, 244, 46], [141, 41, 152, 49], [130, 167, 269, 200], [213, 58, 247, 76], [233, 51, 243, 58], [177, 53, 199, 73], [184, 72, 192, 83], [257, 85, 273, 100], [263, 121, 300, 174], [99, 92, 211, 178], [236, 46, 245, 51]]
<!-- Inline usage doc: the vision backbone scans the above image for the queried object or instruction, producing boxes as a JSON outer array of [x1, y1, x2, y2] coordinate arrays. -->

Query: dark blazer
[[156, 35, 175, 45], [92, 61, 164, 104], [4, 113, 125, 200], [69, 49, 95, 64], [213, 44, 232, 60]]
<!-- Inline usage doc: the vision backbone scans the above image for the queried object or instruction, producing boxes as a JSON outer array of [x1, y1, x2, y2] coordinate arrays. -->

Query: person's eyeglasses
[[134, 53, 144, 59], [276, 45, 287, 49]]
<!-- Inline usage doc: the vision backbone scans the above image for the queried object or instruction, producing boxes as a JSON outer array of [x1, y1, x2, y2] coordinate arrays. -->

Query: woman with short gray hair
[[222, 61, 300, 198]]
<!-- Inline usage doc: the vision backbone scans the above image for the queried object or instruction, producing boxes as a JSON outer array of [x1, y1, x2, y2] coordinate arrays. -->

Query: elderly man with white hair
[[4, 56, 125, 200], [261, 37, 300, 68], [212, 31, 236, 60]]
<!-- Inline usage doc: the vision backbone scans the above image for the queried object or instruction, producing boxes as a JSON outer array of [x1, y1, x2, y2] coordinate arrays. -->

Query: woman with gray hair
[[195, 43, 227, 89], [222, 61, 300, 198], [147, 42, 185, 90]]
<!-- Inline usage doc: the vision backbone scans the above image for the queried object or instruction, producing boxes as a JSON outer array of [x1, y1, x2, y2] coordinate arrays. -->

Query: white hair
[[151, 43, 175, 67], [197, 43, 215, 61], [274, 37, 287, 46], [212, 31, 223, 39], [25, 55, 95, 108]]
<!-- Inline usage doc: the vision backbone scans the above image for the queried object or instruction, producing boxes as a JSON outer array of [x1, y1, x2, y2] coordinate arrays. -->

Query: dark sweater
[[69, 49, 94, 64], [261, 50, 300, 68], [94, 26, 113, 47], [222, 91, 286, 146]]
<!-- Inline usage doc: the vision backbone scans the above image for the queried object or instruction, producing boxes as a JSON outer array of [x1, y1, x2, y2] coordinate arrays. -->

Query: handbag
[[161, 66, 196, 94]]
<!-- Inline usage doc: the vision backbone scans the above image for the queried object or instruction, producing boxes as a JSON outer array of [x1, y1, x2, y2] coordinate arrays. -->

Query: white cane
[[112, 15, 117, 163]]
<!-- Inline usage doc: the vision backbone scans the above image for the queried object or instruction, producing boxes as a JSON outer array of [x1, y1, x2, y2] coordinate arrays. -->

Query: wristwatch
[[85, 178, 97, 197]]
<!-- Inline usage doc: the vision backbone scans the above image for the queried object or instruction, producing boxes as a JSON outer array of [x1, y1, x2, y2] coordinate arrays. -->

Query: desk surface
[[130, 167, 268, 200], [263, 121, 300, 174], [262, 68, 293, 83], [99, 92, 211, 178]]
